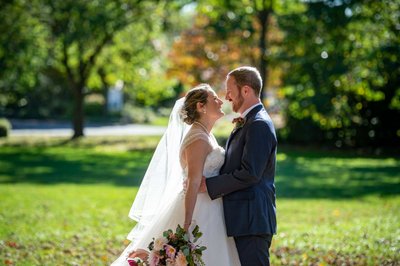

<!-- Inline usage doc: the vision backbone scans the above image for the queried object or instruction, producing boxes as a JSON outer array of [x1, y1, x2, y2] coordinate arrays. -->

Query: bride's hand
[[184, 221, 191, 232], [128, 249, 149, 260]]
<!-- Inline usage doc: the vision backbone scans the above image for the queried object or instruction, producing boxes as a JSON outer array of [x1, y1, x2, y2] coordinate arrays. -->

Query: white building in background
[[107, 80, 124, 112]]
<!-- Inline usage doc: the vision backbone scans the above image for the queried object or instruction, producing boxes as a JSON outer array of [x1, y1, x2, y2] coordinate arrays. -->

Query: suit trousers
[[234, 234, 273, 266]]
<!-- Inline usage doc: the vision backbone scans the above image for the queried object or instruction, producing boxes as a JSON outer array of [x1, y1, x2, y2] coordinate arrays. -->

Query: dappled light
[[0, 141, 155, 186], [1, 0, 399, 265], [276, 151, 400, 198], [1, 136, 399, 265]]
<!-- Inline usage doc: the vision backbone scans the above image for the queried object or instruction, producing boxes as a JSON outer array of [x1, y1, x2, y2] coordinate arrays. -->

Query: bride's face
[[204, 90, 224, 120]]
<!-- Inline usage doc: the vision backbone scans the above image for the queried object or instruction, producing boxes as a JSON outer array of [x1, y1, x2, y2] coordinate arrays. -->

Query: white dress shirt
[[241, 103, 262, 118]]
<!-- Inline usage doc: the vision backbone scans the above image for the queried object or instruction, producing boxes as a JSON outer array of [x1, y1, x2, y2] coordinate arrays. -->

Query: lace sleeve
[[179, 128, 211, 167]]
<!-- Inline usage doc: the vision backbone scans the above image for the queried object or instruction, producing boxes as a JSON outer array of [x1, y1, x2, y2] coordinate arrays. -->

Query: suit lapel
[[225, 105, 264, 151], [226, 127, 242, 150]]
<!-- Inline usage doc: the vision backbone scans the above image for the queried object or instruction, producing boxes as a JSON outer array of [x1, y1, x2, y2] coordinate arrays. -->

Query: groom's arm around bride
[[205, 66, 277, 266]]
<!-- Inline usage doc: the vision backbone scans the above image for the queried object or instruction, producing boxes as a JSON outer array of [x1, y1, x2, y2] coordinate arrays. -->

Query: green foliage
[[148, 224, 206, 266], [0, 118, 11, 137], [84, 101, 104, 117], [12, 68, 72, 119], [278, 0, 400, 147], [169, 1, 259, 89], [0, 0, 185, 130], [92, 12, 179, 107], [191, 224, 203, 243], [0, 0, 48, 116]]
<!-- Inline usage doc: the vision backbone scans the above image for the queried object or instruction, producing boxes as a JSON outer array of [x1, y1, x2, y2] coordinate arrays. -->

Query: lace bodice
[[180, 127, 225, 178], [202, 145, 225, 177]]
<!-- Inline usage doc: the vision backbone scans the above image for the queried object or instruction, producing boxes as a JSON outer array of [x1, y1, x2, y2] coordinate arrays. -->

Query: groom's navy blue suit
[[206, 104, 277, 266]]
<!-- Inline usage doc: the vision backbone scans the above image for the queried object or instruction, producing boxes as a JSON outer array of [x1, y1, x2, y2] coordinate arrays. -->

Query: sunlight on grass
[[272, 198, 399, 265], [1, 136, 399, 265], [276, 151, 400, 198], [0, 184, 138, 265], [1, 185, 398, 265]]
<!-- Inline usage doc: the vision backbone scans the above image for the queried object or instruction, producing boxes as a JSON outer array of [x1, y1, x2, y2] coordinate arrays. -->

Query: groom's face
[[225, 76, 244, 113]]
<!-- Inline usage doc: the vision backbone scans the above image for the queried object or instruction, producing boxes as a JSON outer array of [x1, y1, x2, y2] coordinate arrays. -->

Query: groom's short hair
[[228, 66, 262, 97]]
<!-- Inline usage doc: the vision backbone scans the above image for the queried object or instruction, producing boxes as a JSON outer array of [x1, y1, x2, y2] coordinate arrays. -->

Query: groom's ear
[[242, 85, 251, 96], [243, 85, 255, 97]]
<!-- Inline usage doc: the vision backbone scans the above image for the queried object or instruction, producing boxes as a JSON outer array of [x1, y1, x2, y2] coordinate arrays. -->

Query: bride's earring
[[203, 109, 206, 114]]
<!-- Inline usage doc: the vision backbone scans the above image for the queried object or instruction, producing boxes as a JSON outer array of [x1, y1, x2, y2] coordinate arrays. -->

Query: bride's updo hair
[[181, 84, 212, 125]]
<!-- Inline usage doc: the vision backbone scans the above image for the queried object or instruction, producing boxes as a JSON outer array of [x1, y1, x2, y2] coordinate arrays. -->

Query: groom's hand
[[183, 177, 207, 193], [198, 176, 207, 193], [183, 179, 188, 192]]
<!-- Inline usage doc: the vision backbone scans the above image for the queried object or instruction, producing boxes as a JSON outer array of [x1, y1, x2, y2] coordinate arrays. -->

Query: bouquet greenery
[[144, 224, 207, 266]]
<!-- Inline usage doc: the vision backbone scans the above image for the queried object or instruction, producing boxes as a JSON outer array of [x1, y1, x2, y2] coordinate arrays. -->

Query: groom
[[205, 66, 277, 266]]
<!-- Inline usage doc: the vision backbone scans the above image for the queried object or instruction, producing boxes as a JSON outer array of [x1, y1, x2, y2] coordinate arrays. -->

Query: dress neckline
[[193, 121, 210, 135]]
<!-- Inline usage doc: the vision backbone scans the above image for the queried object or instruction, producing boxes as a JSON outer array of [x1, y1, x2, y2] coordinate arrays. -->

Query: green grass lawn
[[0, 136, 399, 265]]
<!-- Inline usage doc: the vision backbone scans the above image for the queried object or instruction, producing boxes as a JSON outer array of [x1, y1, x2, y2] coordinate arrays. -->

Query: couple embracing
[[112, 66, 277, 266]]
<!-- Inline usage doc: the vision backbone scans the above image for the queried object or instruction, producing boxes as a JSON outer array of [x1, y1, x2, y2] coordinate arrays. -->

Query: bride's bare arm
[[183, 139, 211, 231]]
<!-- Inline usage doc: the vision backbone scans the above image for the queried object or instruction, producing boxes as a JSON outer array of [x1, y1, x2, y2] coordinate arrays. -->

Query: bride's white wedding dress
[[112, 128, 241, 265]]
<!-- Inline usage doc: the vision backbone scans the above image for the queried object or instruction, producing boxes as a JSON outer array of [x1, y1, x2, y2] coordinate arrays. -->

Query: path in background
[[9, 119, 166, 137], [9, 112, 283, 137]]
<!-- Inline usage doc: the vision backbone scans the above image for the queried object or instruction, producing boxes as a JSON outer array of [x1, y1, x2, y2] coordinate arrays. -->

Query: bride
[[111, 84, 241, 266]]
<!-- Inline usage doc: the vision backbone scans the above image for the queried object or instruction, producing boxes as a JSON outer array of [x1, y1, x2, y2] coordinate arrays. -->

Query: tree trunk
[[258, 9, 271, 102], [72, 86, 84, 139], [98, 67, 109, 115]]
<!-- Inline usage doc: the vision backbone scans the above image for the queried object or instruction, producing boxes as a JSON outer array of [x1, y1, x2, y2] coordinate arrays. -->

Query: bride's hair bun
[[181, 84, 212, 125]]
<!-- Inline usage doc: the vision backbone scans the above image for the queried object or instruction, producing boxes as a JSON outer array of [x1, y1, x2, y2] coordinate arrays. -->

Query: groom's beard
[[232, 92, 244, 113]]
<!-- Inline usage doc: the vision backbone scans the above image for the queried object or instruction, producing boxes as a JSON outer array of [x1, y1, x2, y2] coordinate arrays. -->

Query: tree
[[169, 1, 301, 100], [167, 13, 257, 90], [199, 0, 279, 97], [1, 0, 193, 135], [278, 0, 400, 147], [95, 19, 179, 108], [27, 0, 163, 138], [252, 0, 277, 99], [0, 0, 48, 116]]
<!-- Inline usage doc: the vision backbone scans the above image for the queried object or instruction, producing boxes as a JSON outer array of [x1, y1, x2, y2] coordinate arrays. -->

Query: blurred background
[[0, 0, 399, 265]]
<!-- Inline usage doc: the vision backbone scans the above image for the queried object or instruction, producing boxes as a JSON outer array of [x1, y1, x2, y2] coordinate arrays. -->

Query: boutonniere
[[232, 117, 246, 130]]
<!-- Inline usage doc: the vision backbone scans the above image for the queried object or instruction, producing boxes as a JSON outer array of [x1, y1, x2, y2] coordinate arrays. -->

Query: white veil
[[127, 97, 189, 241]]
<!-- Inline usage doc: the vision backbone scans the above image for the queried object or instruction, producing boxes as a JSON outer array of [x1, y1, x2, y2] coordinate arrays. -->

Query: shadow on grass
[[276, 147, 400, 198], [0, 143, 399, 198], [0, 147, 153, 186]]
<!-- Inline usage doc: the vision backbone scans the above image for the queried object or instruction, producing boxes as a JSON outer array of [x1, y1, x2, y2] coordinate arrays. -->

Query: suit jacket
[[206, 104, 277, 237]]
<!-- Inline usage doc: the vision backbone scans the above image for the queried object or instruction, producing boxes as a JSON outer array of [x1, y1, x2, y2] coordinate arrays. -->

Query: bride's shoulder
[[185, 127, 209, 139], [181, 127, 211, 148]]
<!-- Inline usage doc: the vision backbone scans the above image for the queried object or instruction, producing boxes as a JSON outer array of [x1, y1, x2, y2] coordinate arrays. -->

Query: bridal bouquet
[[147, 224, 206, 266]]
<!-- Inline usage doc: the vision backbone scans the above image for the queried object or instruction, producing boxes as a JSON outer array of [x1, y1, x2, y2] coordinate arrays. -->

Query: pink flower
[[126, 258, 138, 266], [164, 244, 176, 259], [175, 251, 187, 266], [148, 251, 160, 266], [127, 257, 144, 266]]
